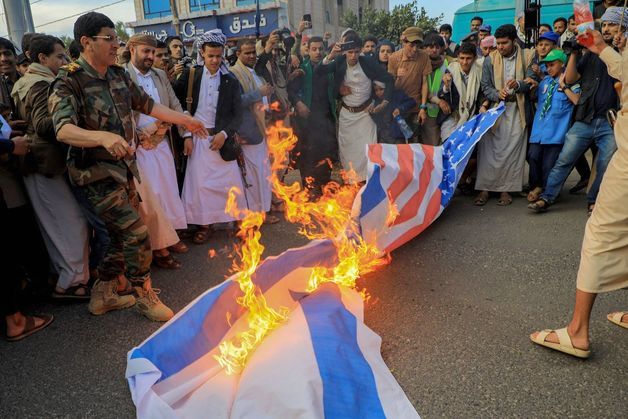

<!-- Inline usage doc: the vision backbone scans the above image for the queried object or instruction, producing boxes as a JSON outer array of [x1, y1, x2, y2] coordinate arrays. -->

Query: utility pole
[[169, 0, 180, 36], [2, 0, 36, 46]]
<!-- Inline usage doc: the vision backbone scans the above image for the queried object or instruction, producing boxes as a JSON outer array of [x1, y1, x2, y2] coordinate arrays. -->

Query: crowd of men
[[1, 3, 627, 341]]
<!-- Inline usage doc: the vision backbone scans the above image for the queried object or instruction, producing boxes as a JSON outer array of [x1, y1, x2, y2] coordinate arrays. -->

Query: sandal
[[6, 314, 54, 342], [496, 193, 513, 206], [527, 198, 550, 213], [530, 327, 590, 359], [51, 285, 90, 301], [152, 253, 182, 270], [168, 241, 189, 254], [587, 203, 595, 217], [526, 187, 543, 203], [607, 311, 628, 329], [193, 227, 212, 245], [569, 178, 589, 194], [473, 191, 489, 206]]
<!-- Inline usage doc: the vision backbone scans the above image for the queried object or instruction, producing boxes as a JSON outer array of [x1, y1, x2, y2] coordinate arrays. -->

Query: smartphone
[[303, 14, 312, 29], [340, 40, 356, 52]]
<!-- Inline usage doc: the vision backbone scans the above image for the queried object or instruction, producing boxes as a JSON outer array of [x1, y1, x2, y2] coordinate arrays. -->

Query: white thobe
[[338, 62, 377, 182], [182, 66, 246, 225], [133, 65, 188, 230]]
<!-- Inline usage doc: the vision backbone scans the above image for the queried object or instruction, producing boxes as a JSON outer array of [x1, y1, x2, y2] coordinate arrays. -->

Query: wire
[[0, 0, 44, 18], [35, 0, 128, 29]]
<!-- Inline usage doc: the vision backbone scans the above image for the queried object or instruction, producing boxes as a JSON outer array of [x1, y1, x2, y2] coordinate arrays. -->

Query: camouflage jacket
[[48, 57, 155, 185]]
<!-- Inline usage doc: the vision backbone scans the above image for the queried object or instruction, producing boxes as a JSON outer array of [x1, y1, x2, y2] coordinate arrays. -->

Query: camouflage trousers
[[83, 177, 151, 284]]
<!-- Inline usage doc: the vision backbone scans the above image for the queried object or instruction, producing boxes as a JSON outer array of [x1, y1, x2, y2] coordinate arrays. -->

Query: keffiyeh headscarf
[[195, 29, 227, 65], [602, 6, 628, 30]]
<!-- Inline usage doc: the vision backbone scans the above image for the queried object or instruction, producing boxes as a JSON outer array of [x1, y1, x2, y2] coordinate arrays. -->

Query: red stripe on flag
[[391, 145, 435, 226], [384, 188, 443, 253], [368, 143, 385, 169], [387, 145, 416, 202]]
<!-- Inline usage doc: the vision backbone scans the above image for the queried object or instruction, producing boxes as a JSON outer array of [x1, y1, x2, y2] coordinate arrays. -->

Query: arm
[[223, 79, 243, 138], [241, 88, 264, 106], [564, 51, 582, 85], [173, 66, 190, 108], [30, 81, 55, 138], [162, 72, 191, 138], [481, 56, 500, 103], [599, 47, 623, 80]]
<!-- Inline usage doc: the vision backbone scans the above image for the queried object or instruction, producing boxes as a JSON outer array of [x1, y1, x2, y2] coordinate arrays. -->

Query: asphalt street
[[1, 176, 626, 418]]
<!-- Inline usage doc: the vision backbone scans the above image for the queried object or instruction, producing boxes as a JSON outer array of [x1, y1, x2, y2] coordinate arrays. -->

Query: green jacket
[[49, 57, 155, 186]]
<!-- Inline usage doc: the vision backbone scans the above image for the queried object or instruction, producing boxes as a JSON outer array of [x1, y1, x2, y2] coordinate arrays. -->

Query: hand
[[418, 108, 427, 125], [8, 119, 27, 130], [442, 72, 452, 88], [290, 54, 301, 69], [579, 29, 607, 55], [210, 131, 226, 151], [265, 33, 280, 54], [506, 79, 519, 90], [366, 103, 375, 114], [339, 84, 352, 96], [288, 68, 305, 81], [10, 136, 29, 156], [173, 63, 184, 76], [392, 108, 401, 117], [531, 63, 540, 77], [438, 99, 452, 115], [99, 132, 132, 159], [614, 33, 627, 51], [298, 20, 308, 35], [479, 105, 488, 114], [183, 137, 193, 156], [498, 88, 509, 101], [295, 101, 310, 118], [328, 42, 342, 60], [370, 103, 386, 114], [184, 116, 208, 138], [259, 82, 274, 97]]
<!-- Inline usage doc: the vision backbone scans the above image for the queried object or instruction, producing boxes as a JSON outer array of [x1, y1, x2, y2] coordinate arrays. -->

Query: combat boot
[[135, 280, 174, 322], [88, 280, 136, 315]]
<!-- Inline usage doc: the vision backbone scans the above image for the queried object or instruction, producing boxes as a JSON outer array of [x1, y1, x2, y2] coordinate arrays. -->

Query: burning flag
[[126, 104, 506, 418]]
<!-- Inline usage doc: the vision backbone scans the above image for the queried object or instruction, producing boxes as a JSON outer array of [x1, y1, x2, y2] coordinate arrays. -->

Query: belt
[[341, 100, 371, 113]]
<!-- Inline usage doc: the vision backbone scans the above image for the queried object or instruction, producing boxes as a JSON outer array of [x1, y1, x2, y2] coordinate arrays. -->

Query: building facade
[[128, 0, 389, 42]]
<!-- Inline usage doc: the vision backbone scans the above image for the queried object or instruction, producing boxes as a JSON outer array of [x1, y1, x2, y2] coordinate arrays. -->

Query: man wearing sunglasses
[[49, 12, 207, 322]]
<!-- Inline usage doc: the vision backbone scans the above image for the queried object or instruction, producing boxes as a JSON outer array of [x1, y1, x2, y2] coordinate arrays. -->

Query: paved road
[[1, 179, 626, 418]]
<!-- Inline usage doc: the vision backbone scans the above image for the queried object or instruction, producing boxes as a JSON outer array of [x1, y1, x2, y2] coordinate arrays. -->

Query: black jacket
[[320, 55, 393, 102], [174, 65, 242, 138]]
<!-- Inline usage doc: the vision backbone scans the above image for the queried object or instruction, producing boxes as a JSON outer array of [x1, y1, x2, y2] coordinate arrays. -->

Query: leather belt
[[341, 99, 372, 113]]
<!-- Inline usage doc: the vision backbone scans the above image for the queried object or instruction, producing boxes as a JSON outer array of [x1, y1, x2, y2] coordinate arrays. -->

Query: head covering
[[538, 31, 560, 44], [480, 35, 497, 48], [601, 6, 628, 28], [479, 24, 492, 33], [461, 31, 479, 42], [402, 26, 424, 43], [373, 80, 386, 89], [195, 29, 227, 65], [16, 53, 29, 65], [541, 49, 567, 64], [127, 33, 158, 48]]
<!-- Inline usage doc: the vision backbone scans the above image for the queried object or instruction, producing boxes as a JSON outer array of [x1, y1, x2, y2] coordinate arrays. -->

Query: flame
[[215, 121, 394, 375], [214, 187, 288, 375]]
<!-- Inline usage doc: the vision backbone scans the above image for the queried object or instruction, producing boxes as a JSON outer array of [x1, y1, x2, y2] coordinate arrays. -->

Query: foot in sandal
[[5, 312, 54, 342], [530, 326, 590, 358], [527, 187, 543, 203], [607, 311, 628, 329]]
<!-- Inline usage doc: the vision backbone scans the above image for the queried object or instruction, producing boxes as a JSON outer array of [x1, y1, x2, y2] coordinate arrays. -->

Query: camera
[[562, 38, 583, 55], [277, 28, 295, 51], [179, 56, 194, 66]]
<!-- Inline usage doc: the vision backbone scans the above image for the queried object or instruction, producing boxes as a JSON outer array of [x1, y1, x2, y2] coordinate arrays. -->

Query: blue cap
[[479, 24, 492, 33], [539, 31, 560, 44]]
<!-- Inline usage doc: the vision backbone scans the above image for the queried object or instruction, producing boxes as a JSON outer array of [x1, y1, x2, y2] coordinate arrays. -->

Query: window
[[143, 0, 171, 19], [189, 0, 220, 12], [236, 0, 273, 6]]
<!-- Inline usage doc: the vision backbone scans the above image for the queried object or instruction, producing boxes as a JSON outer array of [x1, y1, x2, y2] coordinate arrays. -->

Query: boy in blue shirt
[[527, 49, 581, 203]]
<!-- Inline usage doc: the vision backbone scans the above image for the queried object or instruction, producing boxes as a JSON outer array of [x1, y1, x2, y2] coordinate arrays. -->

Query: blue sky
[[0, 0, 472, 38]]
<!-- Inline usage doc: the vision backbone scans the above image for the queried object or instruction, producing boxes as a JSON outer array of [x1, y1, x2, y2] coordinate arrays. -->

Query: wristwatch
[[419, 104, 428, 110]]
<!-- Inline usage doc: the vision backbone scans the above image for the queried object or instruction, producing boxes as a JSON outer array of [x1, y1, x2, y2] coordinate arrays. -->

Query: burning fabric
[[126, 103, 505, 418]]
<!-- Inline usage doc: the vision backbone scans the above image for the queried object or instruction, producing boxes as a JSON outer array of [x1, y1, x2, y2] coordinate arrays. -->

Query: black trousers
[[295, 112, 337, 196], [0, 202, 49, 317]]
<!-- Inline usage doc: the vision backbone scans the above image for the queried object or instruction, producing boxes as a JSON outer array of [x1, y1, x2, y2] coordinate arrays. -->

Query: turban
[[195, 29, 227, 65], [127, 33, 158, 48], [480, 35, 496, 48], [373, 80, 386, 89], [601, 6, 628, 28]]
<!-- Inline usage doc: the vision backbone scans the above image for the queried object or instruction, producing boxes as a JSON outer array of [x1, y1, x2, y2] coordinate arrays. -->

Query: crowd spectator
[[370, 79, 415, 144], [376, 39, 394, 70], [478, 24, 492, 42], [539, 23, 552, 36], [362, 35, 378, 58], [422, 32, 449, 145], [471, 16, 483, 33], [440, 24, 459, 57], [480, 35, 497, 58]]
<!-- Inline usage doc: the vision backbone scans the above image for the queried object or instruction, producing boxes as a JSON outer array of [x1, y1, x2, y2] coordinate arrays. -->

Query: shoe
[[135, 281, 174, 322], [607, 311, 628, 329], [88, 280, 136, 316], [569, 178, 589, 194], [530, 327, 590, 359]]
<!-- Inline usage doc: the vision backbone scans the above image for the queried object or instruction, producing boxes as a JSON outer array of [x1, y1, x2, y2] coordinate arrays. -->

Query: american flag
[[356, 102, 506, 254]]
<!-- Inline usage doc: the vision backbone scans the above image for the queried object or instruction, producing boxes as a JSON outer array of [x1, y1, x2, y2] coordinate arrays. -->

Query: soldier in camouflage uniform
[[49, 12, 207, 321]]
